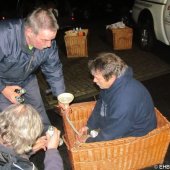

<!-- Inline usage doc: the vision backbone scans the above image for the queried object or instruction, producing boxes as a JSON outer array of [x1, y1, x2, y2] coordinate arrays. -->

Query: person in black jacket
[[0, 104, 64, 170], [0, 7, 66, 131], [78, 52, 157, 143]]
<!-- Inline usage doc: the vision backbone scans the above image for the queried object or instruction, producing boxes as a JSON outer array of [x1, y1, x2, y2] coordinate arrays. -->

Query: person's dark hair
[[24, 7, 59, 34], [88, 53, 128, 80]]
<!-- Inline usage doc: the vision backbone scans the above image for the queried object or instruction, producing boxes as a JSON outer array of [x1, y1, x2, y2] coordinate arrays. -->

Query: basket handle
[[62, 134, 82, 149], [62, 135, 70, 150], [65, 109, 81, 136]]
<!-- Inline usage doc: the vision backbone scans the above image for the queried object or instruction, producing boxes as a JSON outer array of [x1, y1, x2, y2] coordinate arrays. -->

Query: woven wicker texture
[[64, 29, 88, 58], [111, 26, 133, 50], [62, 101, 170, 170]]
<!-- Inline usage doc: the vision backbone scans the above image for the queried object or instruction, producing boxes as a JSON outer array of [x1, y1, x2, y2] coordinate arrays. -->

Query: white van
[[132, 0, 170, 50]]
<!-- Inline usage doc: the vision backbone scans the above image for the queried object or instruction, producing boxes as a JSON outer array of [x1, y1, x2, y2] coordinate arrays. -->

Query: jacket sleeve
[[86, 104, 134, 142], [40, 41, 65, 97], [86, 95, 138, 143], [44, 149, 64, 170], [0, 42, 8, 92], [87, 96, 102, 130]]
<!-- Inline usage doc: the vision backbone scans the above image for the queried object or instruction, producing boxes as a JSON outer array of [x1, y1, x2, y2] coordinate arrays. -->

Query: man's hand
[[1, 85, 22, 104], [32, 127, 61, 153], [56, 102, 70, 116], [32, 136, 47, 153], [76, 126, 89, 143], [46, 127, 61, 149], [79, 126, 89, 136]]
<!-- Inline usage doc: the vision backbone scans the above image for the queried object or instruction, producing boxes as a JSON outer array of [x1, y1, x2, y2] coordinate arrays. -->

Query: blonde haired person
[[0, 104, 64, 170]]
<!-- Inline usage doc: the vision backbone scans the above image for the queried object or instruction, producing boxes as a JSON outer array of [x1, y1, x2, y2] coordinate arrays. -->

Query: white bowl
[[57, 93, 74, 104]]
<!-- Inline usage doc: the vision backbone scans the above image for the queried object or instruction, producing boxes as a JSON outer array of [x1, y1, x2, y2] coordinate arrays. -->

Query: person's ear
[[110, 75, 116, 83], [111, 75, 116, 80], [25, 27, 34, 36]]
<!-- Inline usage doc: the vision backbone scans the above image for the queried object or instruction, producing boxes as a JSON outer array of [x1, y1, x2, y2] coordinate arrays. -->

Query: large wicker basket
[[62, 101, 170, 170]]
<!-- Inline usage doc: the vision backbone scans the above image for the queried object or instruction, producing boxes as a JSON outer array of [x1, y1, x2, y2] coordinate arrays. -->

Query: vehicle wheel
[[138, 23, 155, 51]]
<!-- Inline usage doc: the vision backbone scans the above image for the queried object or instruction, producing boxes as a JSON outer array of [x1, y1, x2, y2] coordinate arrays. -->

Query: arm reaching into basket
[[77, 126, 89, 143], [77, 126, 101, 143]]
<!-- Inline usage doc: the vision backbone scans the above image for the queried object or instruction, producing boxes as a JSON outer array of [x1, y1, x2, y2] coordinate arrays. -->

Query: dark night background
[[0, 0, 135, 27]]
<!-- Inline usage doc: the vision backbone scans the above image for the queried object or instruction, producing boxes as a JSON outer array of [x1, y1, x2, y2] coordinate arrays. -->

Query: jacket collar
[[20, 20, 34, 55], [102, 67, 133, 94], [0, 144, 16, 156]]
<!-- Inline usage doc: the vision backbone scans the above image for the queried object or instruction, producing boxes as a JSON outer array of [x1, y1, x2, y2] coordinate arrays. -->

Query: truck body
[[132, 0, 170, 50]]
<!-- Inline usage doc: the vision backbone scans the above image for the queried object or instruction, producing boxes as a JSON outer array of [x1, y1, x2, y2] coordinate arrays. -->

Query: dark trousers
[[0, 76, 51, 132]]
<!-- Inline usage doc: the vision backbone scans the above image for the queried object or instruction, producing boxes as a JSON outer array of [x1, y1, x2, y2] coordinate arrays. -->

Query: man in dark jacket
[[0, 7, 65, 131], [78, 53, 157, 143]]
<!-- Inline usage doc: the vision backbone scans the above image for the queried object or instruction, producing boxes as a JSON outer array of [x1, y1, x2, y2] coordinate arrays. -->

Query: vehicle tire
[[138, 22, 155, 51]]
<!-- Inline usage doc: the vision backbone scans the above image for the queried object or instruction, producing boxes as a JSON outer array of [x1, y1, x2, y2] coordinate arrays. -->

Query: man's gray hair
[[88, 53, 128, 80], [24, 7, 59, 34], [0, 104, 43, 155]]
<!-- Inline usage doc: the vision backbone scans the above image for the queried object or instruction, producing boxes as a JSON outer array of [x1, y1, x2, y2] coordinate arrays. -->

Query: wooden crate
[[61, 101, 170, 170], [64, 29, 88, 58], [111, 26, 133, 50]]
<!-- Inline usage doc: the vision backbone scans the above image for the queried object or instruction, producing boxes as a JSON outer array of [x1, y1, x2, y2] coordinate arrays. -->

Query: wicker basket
[[65, 30, 78, 36], [62, 101, 170, 170], [111, 26, 133, 50], [64, 29, 88, 58]]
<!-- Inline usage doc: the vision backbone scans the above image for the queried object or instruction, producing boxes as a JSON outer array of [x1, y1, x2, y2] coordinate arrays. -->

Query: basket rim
[[65, 29, 88, 37], [63, 103, 170, 151]]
